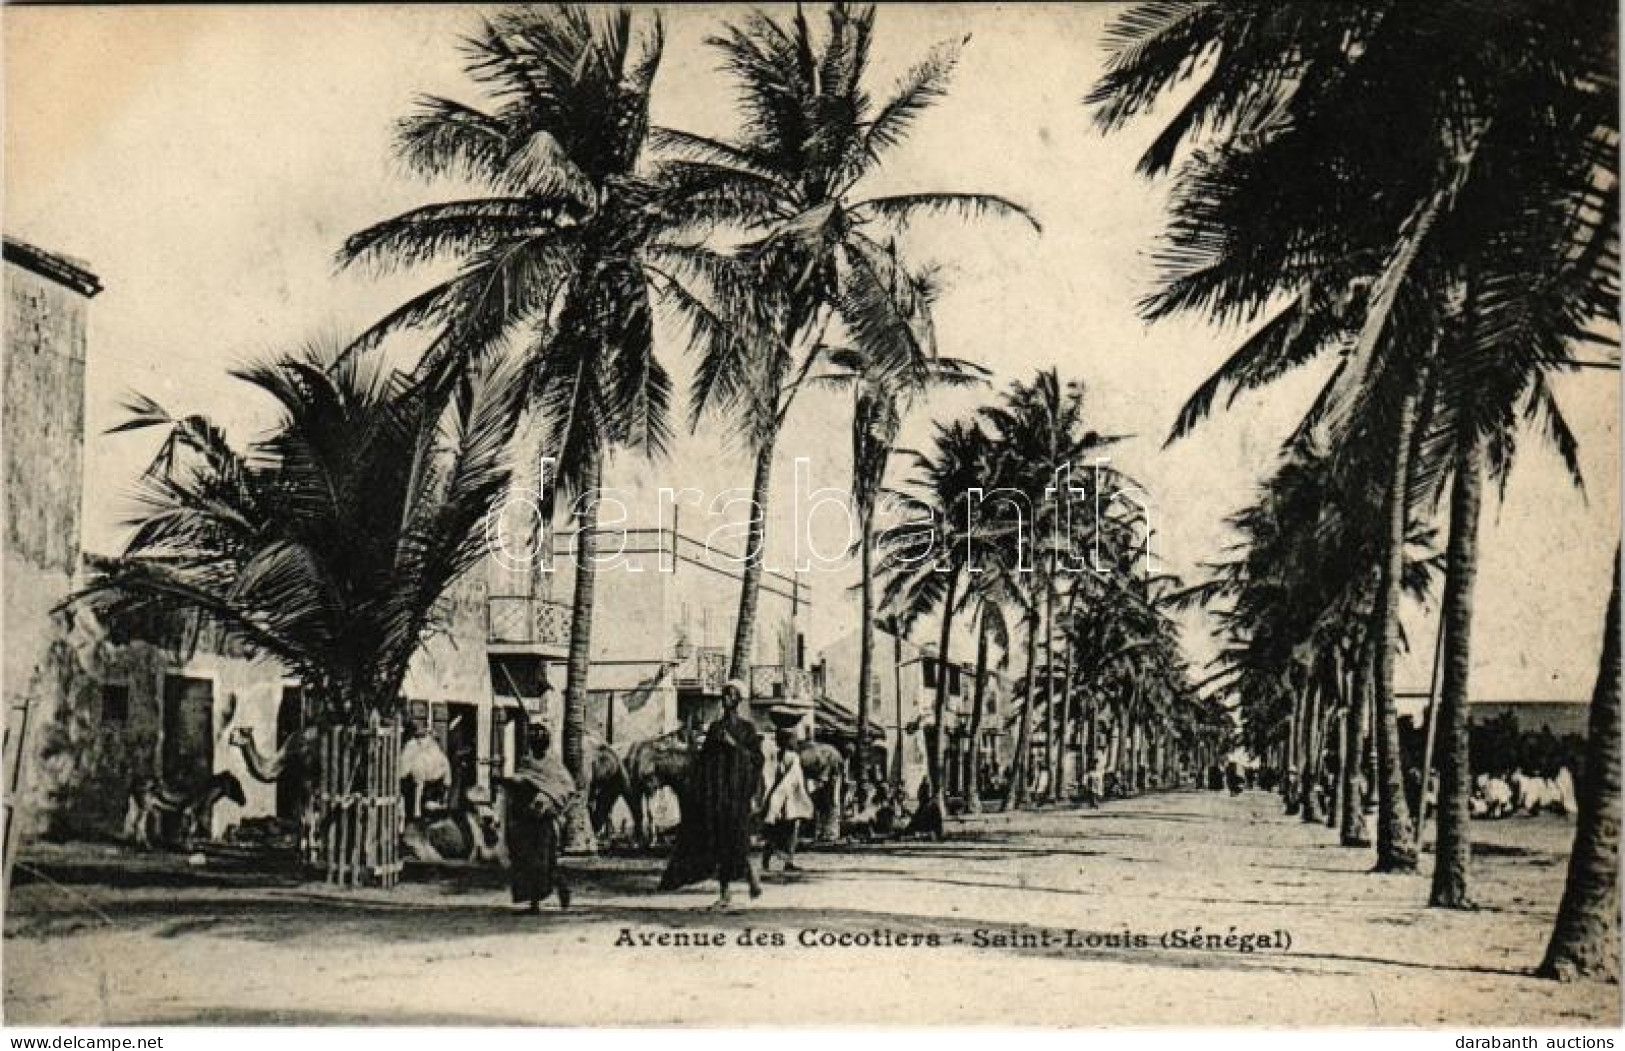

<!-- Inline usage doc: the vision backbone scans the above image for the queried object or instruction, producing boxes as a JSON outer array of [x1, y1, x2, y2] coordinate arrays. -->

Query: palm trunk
[[1113, 700, 1129, 789], [1300, 675, 1324, 823], [1127, 720, 1139, 794], [891, 630, 904, 785], [1284, 688, 1302, 815], [561, 448, 603, 854], [856, 505, 876, 799], [729, 434, 777, 681], [1130, 719, 1144, 793], [1058, 632, 1076, 801], [929, 568, 961, 810], [964, 605, 991, 814], [1085, 693, 1098, 796], [1003, 609, 1041, 811], [1538, 547, 1621, 982], [1430, 422, 1487, 907], [1041, 575, 1057, 802], [1372, 370, 1423, 873], [1327, 698, 1345, 830], [1339, 642, 1372, 846]]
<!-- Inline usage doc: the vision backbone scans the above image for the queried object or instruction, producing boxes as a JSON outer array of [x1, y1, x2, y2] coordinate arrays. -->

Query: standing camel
[[795, 740, 847, 842], [621, 727, 695, 848], [125, 771, 247, 850], [584, 735, 637, 841], [226, 726, 320, 857]]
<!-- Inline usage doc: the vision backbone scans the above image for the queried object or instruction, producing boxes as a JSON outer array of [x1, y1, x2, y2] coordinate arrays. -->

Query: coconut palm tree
[[658, 2, 1037, 683], [977, 370, 1120, 807], [81, 343, 517, 865], [337, 6, 681, 846], [821, 264, 987, 800], [960, 594, 1010, 811], [1092, 0, 1617, 877], [876, 415, 1005, 810], [1538, 546, 1621, 982], [1178, 447, 1445, 835]]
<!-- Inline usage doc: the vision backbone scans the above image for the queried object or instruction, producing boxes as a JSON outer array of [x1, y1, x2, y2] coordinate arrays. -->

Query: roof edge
[[4, 237, 103, 298]]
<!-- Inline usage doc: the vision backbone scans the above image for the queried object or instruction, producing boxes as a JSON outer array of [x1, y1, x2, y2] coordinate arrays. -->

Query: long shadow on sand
[[8, 864, 1533, 988]]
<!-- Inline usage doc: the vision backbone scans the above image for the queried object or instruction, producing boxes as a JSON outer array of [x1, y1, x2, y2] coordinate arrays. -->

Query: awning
[[815, 694, 886, 741], [490, 654, 551, 699]]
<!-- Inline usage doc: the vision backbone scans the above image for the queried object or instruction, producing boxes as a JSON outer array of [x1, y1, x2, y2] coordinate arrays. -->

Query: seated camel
[[401, 797, 504, 864], [125, 771, 247, 850]]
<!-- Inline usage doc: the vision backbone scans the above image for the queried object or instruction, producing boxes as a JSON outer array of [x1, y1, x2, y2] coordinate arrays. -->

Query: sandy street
[[4, 788, 1617, 1027]]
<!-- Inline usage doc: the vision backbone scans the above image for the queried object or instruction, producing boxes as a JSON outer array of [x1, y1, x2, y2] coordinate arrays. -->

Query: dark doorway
[[275, 685, 305, 820], [161, 674, 214, 790], [677, 689, 717, 733], [445, 701, 480, 806]]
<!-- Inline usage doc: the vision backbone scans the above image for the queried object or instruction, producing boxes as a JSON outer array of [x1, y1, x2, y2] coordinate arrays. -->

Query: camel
[[399, 729, 452, 820], [226, 725, 323, 857], [620, 727, 694, 847], [796, 740, 847, 842], [125, 771, 247, 850], [618, 729, 848, 846], [401, 798, 504, 864], [227, 725, 317, 782], [584, 735, 636, 840]]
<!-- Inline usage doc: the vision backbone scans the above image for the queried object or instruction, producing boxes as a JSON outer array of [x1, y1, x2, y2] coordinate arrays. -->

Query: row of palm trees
[[86, 4, 1216, 856], [337, 3, 1051, 846], [876, 370, 1223, 815], [1090, 0, 1619, 981]]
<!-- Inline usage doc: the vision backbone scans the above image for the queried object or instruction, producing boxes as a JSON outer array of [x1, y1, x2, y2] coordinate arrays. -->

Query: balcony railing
[[751, 664, 812, 701], [487, 595, 572, 648], [696, 647, 728, 693]]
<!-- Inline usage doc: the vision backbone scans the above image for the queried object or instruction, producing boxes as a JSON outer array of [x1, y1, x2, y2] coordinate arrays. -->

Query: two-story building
[[5, 238, 101, 845], [815, 626, 1011, 799], [490, 521, 812, 749], [485, 447, 814, 751]]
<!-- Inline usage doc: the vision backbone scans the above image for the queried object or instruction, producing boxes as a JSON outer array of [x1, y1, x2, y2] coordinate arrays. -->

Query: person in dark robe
[[500, 723, 576, 913], [905, 777, 945, 841], [659, 680, 763, 908]]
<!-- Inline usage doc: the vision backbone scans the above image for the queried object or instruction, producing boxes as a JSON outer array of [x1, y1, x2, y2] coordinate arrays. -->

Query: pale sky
[[6, 4, 1619, 701]]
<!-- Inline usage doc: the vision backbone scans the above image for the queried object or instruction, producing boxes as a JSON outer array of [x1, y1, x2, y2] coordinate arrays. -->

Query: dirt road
[[5, 788, 1616, 1025]]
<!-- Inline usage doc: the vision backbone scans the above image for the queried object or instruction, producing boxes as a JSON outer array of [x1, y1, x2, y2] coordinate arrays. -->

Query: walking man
[[501, 723, 575, 913], [761, 728, 815, 873], [660, 680, 764, 909]]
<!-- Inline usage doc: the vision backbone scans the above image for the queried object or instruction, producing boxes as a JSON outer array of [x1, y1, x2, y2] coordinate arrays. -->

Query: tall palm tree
[[338, 7, 680, 845], [822, 265, 986, 800], [659, 2, 1037, 682], [1538, 546, 1621, 982], [83, 342, 515, 751], [960, 594, 1010, 812], [1092, 0, 1617, 877], [979, 370, 1118, 807], [1177, 448, 1444, 837], [877, 415, 1003, 809]]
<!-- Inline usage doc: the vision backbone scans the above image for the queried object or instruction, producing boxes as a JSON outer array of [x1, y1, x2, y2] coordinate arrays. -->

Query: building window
[[948, 665, 962, 696], [100, 683, 130, 725], [923, 660, 938, 690]]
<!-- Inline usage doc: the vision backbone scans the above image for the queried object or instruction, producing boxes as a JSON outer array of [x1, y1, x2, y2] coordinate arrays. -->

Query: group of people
[[500, 679, 820, 913], [656, 679, 820, 909]]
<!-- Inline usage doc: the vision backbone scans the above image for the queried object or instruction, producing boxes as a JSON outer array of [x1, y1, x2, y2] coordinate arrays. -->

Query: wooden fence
[[311, 720, 401, 888], [4, 697, 36, 900]]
